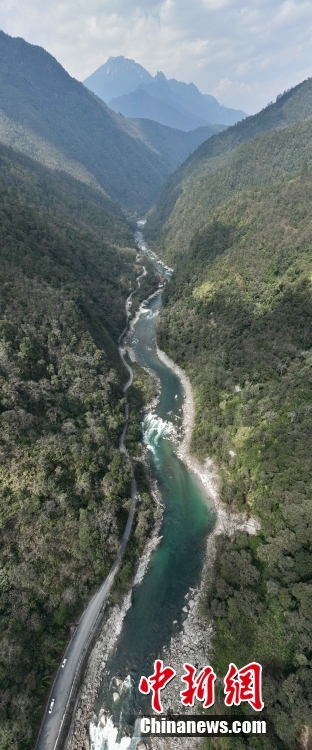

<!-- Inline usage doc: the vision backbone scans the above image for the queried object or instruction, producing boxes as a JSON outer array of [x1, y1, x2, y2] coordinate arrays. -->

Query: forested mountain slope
[[158, 170, 312, 748], [0, 32, 221, 215], [117, 118, 225, 177], [0, 144, 134, 248], [145, 77, 312, 258], [0, 145, 156, 749]]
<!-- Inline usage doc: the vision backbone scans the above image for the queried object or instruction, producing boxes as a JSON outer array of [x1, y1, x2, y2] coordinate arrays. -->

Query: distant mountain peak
[[155, 71, 167, 81], [105, 55, 146, 72], [83, 56, 153, 102], [84, 55, 247, 130]]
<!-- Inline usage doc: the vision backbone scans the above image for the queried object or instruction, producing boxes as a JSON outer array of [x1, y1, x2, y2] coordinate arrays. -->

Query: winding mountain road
[[36, 477, 136, 750], [36, 273, 146, 750]]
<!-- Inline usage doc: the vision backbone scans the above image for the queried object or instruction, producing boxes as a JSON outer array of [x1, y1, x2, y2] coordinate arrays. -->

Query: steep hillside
[[0, 109, 221, 219], [146, 77, 312, 257], [0, 31, 218, 214], [157, 171, 312, 748], [0, 145, 157, 749], [0, 143, 134, 247], [125, 118, 225, 173]]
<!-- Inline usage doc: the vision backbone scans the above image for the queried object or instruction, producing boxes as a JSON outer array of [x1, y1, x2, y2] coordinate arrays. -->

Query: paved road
[[36, 478, 137, 750], [119, 347, 134, 393], [36, 263, 145, 750]]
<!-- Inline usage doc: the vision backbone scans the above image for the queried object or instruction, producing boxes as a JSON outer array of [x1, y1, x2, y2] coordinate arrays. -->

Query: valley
[[0, 27, 311, 750], [67, 229, 215, 750]]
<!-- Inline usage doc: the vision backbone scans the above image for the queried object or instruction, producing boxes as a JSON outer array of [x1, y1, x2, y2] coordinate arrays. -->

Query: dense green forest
[[2, 29, 312, 749], [0, 146, 157, 749], [124, 118, 225, 176], [158, 170, 312, 748], [145, 78, 312, 259]]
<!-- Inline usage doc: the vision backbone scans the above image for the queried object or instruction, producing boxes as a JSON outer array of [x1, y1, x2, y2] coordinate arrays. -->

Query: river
[[89, 226, 215, 749]]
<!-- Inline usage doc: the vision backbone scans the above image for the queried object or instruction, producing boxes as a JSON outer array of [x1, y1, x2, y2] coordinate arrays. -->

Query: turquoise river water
[[90, 229, 215, 749]]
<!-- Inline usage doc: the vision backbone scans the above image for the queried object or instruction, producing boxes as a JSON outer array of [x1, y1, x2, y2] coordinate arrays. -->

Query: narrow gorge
[[68, 225, 259, 750]]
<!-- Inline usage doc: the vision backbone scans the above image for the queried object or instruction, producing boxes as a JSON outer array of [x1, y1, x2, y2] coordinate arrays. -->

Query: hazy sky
[[1, 0, 312, 113]]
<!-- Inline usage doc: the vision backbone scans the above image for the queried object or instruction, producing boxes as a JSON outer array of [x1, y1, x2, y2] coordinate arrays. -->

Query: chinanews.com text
[[140, 715, 266, 737]]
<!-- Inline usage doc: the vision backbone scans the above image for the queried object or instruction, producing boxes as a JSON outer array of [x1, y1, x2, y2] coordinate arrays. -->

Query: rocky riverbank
[[156, 346, 260, 539], [148, 348, 261, 750]]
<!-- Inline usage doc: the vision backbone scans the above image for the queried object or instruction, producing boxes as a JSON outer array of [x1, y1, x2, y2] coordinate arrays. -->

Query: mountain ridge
[[83, 56, 247, 131], [145, 76, 312, 257], [0, 32, 226, 215]]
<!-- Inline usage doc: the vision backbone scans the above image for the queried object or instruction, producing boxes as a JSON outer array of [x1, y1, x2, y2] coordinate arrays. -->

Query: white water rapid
[[143, 412, 176, 457], [89, 677, 143, 750]]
